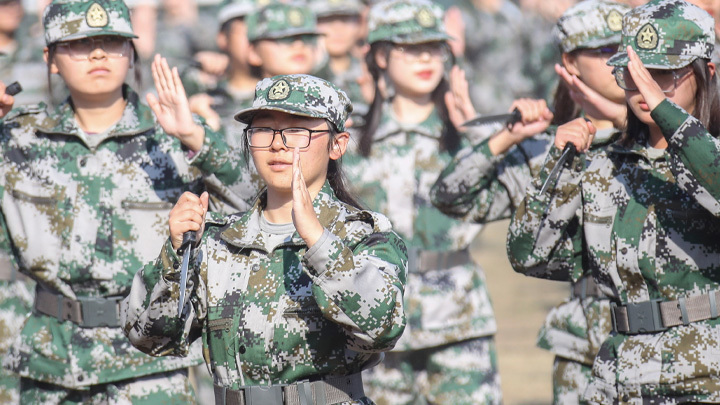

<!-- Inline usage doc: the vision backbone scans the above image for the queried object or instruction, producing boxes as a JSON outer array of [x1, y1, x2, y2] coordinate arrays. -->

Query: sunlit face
[[248, 111, 347, 194], [317, 14, 362, 58], [626, 66, 698, 125], [0, 0, 23, 36], [47, 35, 131, 102], [564, 46, 625, 104], [377, 41, 447, 99], [249, 36, 317, 77]]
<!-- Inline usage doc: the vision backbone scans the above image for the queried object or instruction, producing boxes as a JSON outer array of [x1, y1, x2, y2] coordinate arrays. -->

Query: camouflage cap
[[43, 0, 137, 45], [246, 2, 320, 42], [607, 0, 715, 69], [217, 0, 256, 26], [554, 0, 630, 53], [310, 0, 364, 18], [367, 0, 450, 45], [234, 74, 353, 132]]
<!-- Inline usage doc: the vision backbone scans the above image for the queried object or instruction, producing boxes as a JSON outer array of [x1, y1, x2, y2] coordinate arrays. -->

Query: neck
[[0, 33, 15, 51], [71, 88, 127, 133], [329, 54, 351, 74], [647, 124, 668, 149], [227, 64, 258, 92], [392, 92, 434, 125]]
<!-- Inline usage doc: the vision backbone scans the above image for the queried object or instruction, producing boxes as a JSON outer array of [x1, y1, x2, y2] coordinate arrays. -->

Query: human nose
[[88, 42, 108, 60], [270, 130, 288, 150], [418, 50, 432, 62]]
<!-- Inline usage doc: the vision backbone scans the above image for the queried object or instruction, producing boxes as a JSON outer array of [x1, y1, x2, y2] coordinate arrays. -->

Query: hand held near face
[[626, 45, 667, 111], [291, 147, 324, 248], [0, 81, 22, 118]]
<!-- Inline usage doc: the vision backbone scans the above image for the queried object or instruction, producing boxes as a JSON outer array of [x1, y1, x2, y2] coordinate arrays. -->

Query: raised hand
[[168, 191, 209, 251], [554, 117, 596, 153], [0, 81, 15, 119], [555, 63, 626, 128], [147, 54, 205, 151], [291, 147, 324, 248], [188, 93, 221, 131], [626, 45, 666, 111], [445, 66, 476, 131], [444, 6, 466, 57]]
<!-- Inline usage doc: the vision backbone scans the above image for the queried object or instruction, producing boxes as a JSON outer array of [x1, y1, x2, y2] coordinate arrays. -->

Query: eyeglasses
[[393, 43, 450, 62], [613, 66, 692, 93], [274, 35, 318, 46], [56, 37, 131, 61], [245, 127, 329, 149], [578, 46, 618, 59]]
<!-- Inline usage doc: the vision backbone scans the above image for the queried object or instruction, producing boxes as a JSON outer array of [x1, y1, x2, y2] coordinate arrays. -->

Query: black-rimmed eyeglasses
[[245, 127, 330, 149], [612, 66, 692, 93]]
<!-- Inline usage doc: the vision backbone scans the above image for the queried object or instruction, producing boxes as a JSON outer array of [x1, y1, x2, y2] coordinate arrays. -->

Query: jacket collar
[[372, 102, 443, 142]]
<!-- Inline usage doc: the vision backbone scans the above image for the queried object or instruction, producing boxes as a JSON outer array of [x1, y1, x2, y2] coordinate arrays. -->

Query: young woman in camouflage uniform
[[431, 1, 630, 403], [123, 74, 407, 405], [507, 0, 720, 402], [0, 0, 257, 402], [345, 0, 501, 403]]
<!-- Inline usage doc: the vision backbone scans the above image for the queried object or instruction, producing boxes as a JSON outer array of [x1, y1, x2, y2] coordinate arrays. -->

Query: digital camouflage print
[[0, 85, 260, 390], [507, 99, 720, 403], [310, 0, 363, 18], [235, 74, 353, 132], [0, 278, 33, 405], [553, 0, 630, 53], [217, 0, 256, 26], [551, 356, 593, 405], [366, 0, 450, 45], [42, 0, 137, 45], [607, 0, 715, 69], [245, 2, 319, 43], [122, 183, 407, 397]]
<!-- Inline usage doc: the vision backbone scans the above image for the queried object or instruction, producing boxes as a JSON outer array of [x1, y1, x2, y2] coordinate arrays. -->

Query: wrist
[[183, 124, 205, 152], [488, 129, 517, 156], [301, 223, 324, 248]]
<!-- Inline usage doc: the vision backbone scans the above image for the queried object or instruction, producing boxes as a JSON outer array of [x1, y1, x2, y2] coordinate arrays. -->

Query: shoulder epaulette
[[3, 102, 47, 122]]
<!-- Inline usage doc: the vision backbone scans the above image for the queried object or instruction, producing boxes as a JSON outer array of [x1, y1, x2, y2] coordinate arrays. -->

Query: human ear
[[375, 50, 388, 69], [708, 61, 716, 78], [329, 132, 349, 160], [217, 31, 228, 52], [248, 44, 262, 67], [561, 52, 580, 77], [44, 47, 60, 74]]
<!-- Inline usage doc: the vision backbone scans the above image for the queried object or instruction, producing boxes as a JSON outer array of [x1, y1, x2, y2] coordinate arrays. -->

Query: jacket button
[[621, 394, 630, 402], [77, 375, 84, 382], [173, 261, 180, 269], [238, 345, 246, 354], [79, 157, 87, 167], [620, 247, 628, 255], [251, 264, 260, 272]]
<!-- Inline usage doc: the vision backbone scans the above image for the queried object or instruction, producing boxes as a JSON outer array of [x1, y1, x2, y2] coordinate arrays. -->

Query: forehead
[[252, 111, 327, 128]]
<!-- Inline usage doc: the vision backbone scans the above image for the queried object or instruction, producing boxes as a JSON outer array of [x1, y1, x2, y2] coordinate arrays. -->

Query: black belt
[[611, 290, 720, 335], [571, 275, 605, 299], [34, 286, 123, 328], [407, 248, 472, 274], [214, 372, 364, 405]]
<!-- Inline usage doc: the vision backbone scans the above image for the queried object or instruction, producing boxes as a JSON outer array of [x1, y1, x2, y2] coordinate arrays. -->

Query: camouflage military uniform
[[0, 0, 258, 402], [122, 74, 407, 405], [507, 2, 720, 402], [435, 0, 533, 115]]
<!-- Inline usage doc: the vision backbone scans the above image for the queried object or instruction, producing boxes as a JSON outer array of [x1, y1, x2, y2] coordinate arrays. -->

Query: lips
[[268, 159, 292, 171], [416, 70, 434, 80], [89, 67, 110, 75]]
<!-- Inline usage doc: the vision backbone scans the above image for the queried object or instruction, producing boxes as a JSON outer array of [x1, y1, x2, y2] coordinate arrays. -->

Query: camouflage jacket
[[507, 100, 720, 402], [314, 56, 368, 121], [122, 183, 407, 390], [345, 107, 495, 350], [431, 127, 615, 365], [0, 86, 257, 389]]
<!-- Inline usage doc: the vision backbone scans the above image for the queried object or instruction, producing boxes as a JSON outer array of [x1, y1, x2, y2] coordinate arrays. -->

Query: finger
[[146, 93, 162, 116], [172, 66, 187, 99], [555, 63, 576, 89], [200, 191, 209, 215], [157, 55, 173, 95]]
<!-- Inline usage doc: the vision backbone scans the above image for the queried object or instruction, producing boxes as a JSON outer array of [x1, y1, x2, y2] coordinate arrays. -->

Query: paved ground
[[471, 219, 569, 405]]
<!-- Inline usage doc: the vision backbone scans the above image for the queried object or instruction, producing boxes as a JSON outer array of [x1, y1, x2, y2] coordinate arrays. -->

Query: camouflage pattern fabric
[[313, 55, 368, 123], [310, 0, 363, 18], [366, 0, 450, 45], [235, 74, 353, 132], [246, 2, 320, 42], [551, 356, 592, 405], [607, 0, 715, 69], [121, 183, 407, 397], [345, 106, 495, 350], [553, 0, 630, 53], [435, 0, 533, 115], [42, 0, 137, 45], [363, 337, 501, 405], [217, 0, 256, 26], [0, 85, 259, 390], [519, 12, 561, 106], [507, 99, 720, 403], [0, 279, 33, 405], [19, 369, 196, 404]]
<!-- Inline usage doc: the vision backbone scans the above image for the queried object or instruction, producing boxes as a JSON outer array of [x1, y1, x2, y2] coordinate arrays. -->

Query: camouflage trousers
[[552, 356, 592, 405], [362, 337, 502, 405], [0, 279, 34, 405], [20, 369, 196, 404]]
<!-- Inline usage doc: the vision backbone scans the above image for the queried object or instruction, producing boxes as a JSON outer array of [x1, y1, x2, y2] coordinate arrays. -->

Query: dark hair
[[622, 58, 720, 146], [550, 77, 582, 126], [46, 39, 142, 100], [357, 41, 460, 157], [240, 117, 364, 209]]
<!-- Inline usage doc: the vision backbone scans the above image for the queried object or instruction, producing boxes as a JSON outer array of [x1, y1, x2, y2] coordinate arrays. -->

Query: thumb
[[146, 93, 162, 116], [200, 191, 209, 214], [585, 119, 597, 135]]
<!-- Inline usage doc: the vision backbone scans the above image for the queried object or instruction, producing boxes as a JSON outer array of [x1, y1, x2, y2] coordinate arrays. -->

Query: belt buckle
[[245, 385, 284, 405], [78, 296, 120, 328], [626, 298, 665, 334]]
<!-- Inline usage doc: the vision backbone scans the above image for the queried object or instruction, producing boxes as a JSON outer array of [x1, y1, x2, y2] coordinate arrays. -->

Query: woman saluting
[[507, 0, 720, 402], [122, 74, 407, 405]]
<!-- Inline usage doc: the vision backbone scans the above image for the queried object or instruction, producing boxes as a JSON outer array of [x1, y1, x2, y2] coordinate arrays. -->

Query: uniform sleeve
[[506, 145, 583, 281], [121, 237, 207, 357], [652, 99, 720, 216], [301, 223, 407, 353]]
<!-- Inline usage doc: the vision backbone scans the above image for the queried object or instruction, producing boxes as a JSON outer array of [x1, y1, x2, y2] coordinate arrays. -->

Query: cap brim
[[58, 31, 138, 43], [252, 29, 322, 42], [234, 105, 325, 124], [388, 32, 452, 45], [607, 51, 696, 69]]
